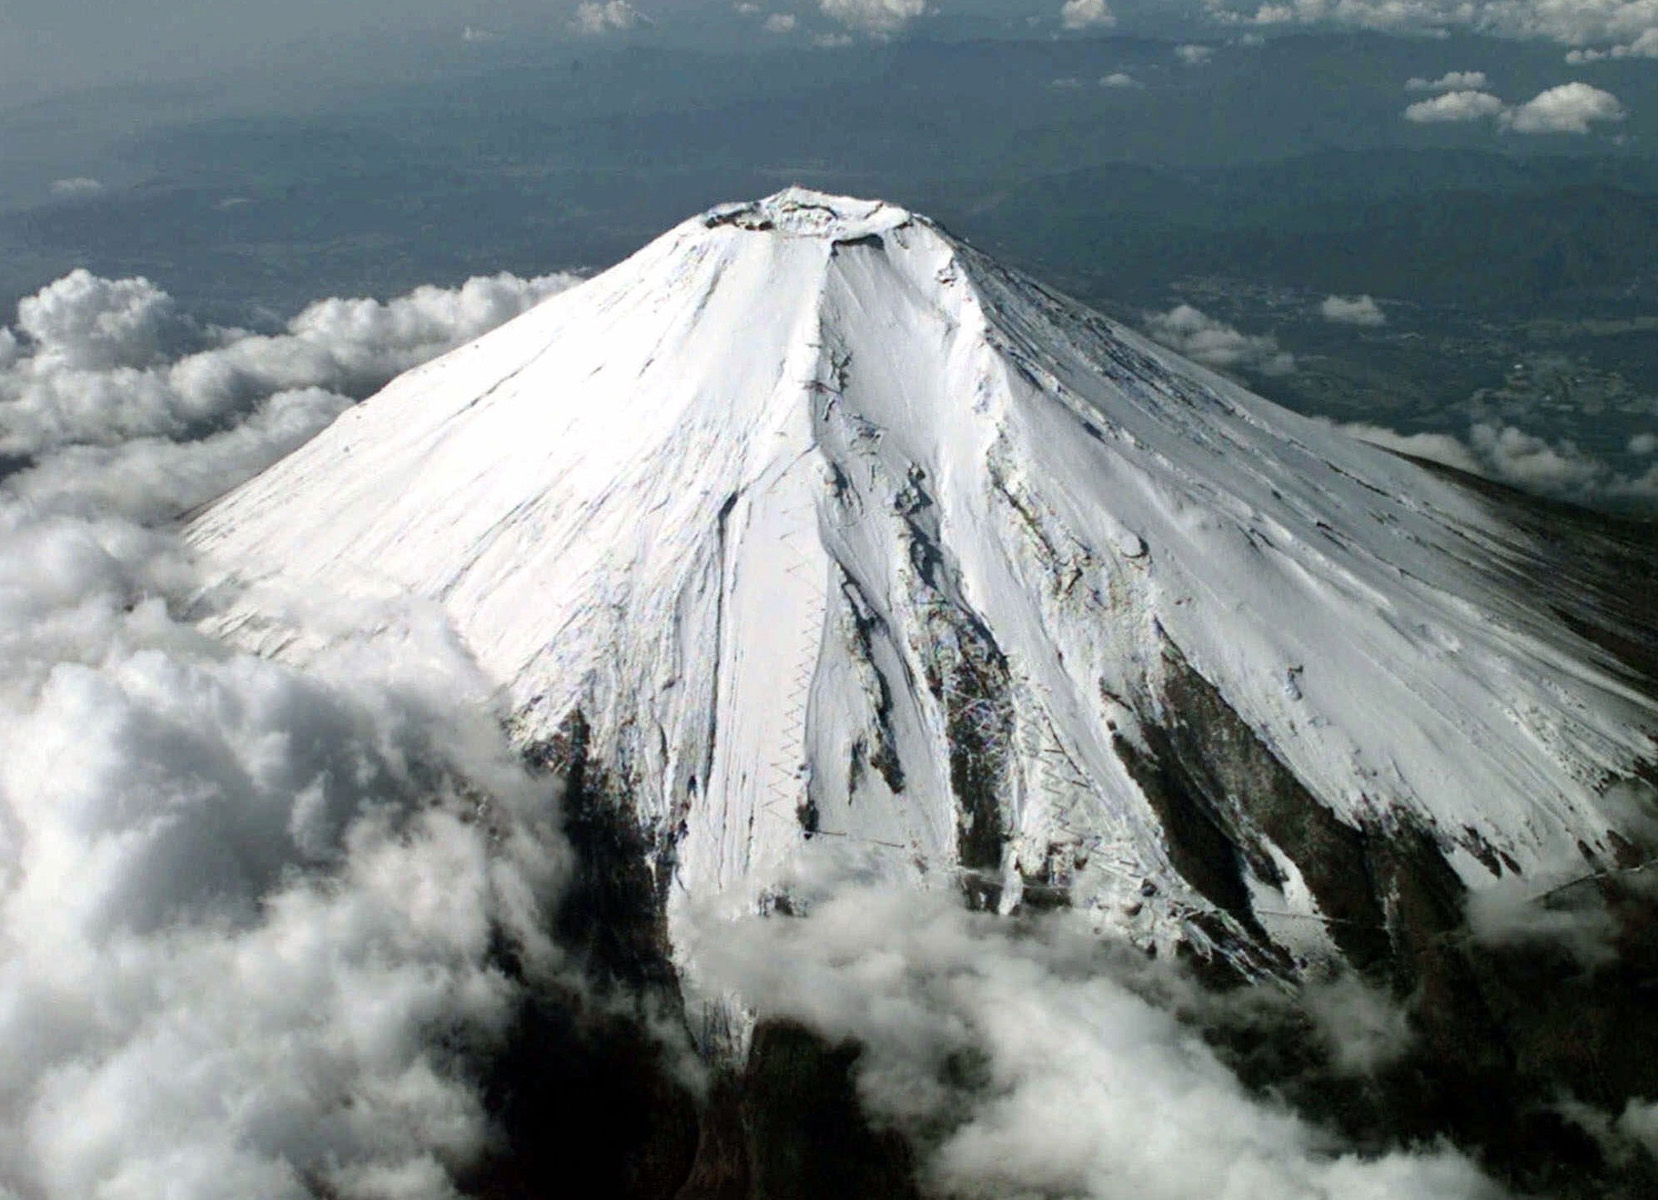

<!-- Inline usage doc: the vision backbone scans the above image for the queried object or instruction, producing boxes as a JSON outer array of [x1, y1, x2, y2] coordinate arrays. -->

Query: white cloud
[[0, 264, 588, 1198], [690, 870, 1497, 1200], [1175, 42, 1216, 63], [1338, 420, 1658, 501], [0, 269, 579, 460], [1403, 89, 1507, 123], [819, 0, 926, 35], [461, 24, 498, 42], [1061, 0, 1116, 30], [1467, 421, 1607, 488], [16, 269, 180, 372], [8, 388, 354, 523], [764, 11, 799, 30], [1100, 71, 1140, 87], [1630, 432, 1658, 455], [1406, 70, 1489, 91], [1501, 81, 1626, 134], [1144, 304, 1296, 376], [1319, 294, 1387, 326], [1335, 423, 1481, 473], [1205, 0, 1658, 62], [572, 0, 644, 34], [1567, 26, 1658, 59], [49, 177, 104, 198]]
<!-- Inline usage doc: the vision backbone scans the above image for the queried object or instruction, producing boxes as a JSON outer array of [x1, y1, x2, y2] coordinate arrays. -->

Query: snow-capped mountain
[[186, 188, 1658, 987]]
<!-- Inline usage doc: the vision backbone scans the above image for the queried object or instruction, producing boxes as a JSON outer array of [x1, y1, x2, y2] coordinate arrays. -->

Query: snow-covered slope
[[186, 189, 1658, 980]]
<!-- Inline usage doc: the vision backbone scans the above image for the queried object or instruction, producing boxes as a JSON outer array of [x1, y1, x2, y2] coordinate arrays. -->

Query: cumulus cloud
[[0, 269, 578, 464], [1061, 0, 1116, 30], [764, 11, 798, 30], [1175, 42, 1216, 63], [1501, 81, 1626, 133], [572, 0, 645, 34], [1406, 70, 1490, 91], [691, 868, 1499, 1200], [0, 551, 568, 1197], [0, 280, 587, 1197], [1101, 70, 1141, 86], [16, 269, 182, 373], [819, 0, 926, 35], [1630, 432, 1658, 455], [1400, 81, 1626, 134], [1404, 89, 1507, 124], [1319, 294, 1387, 327], [1145, 304, 1296, 376], [1337, 420, 1658, 502]]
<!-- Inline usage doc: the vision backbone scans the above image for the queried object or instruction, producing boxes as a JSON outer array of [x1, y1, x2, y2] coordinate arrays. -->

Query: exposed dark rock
[[672, 1023, 923, 1200], [943, 625, 1014, 912], [527, 710, 680, 997], [1152, 643, 1395, 974], [466, 986, 702, 1200]]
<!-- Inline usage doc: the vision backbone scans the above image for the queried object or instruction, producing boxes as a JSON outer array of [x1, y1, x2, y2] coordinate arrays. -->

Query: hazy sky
[[6, 0, 1654, 108]]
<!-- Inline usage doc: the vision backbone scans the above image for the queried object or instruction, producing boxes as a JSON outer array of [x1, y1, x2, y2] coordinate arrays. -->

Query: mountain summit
[[188, 188, 1658, 985]]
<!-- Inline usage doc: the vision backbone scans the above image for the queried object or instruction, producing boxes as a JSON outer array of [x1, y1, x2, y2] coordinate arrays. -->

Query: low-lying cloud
[[1206, 0, 1658, 65], [1402, 81, 1626, 134], [691, 864, 1501, 1200], [1145, 304, 1296, 376], [819, 0, 926, 35], [1404, 89, 1508, 124], [1501, 82, 1627, 134], [47, 177, 105, 199], [1061, 0, 1116, 30], [573, 1, 646, 35], [1406, 71, 1490, 92], [0, 268, 579, 493], [1335, 420, 1658, 502], [0, 269, 577, 1199], [1319, 294, 1387, 326]]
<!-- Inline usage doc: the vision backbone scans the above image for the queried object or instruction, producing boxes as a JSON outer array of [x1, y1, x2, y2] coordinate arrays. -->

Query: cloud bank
[[691, 867, 1501, 1200], [0, 269, 579, 1199], [0, 268, 579, 518], [1208, 0, 1658, 63], [1336, 420, 1658, 502]]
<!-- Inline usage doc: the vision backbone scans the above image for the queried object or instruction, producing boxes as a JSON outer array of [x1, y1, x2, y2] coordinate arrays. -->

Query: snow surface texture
[[188, 189, 1658, 994]]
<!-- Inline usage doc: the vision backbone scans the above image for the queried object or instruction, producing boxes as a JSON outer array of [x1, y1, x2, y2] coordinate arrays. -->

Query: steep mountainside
[[186, 189, 1658, 1006]]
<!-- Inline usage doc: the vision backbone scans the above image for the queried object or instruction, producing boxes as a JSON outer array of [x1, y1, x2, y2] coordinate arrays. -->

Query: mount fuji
[[185, 188, 1658, 998]]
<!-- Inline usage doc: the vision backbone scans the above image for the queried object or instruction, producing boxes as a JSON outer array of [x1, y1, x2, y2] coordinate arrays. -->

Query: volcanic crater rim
[[702, 187, 917, 242]]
